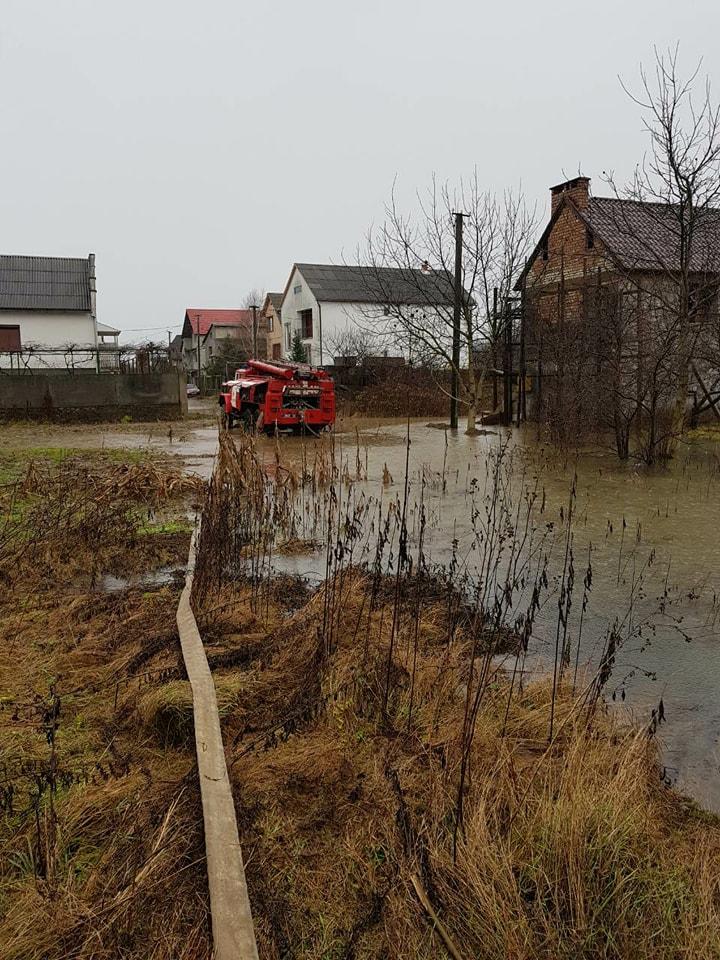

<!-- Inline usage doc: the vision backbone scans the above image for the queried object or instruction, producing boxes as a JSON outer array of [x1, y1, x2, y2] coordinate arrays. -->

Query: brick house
[[515, 176, 720, 451]]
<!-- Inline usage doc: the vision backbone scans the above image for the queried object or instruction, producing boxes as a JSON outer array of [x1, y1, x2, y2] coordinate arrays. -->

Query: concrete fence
[[0, 370, 188, 421]]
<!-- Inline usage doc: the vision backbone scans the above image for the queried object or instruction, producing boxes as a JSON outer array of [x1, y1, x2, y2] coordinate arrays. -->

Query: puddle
[[99, 565, 186, 593]]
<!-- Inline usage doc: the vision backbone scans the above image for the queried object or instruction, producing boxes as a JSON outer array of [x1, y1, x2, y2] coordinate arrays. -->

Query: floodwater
[[260, 419, 720, 812], [5, 411, 719, 808]]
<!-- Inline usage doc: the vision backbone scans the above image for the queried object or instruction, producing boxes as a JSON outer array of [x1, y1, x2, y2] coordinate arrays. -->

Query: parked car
[[186, 383, 200, 398]]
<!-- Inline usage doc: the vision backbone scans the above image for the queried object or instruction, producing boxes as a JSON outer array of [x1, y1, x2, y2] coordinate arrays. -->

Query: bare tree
[[356, 173, 537, 433], [242, 288, 266, 309], [326, 327, 383, 366], [603, 47, 720, 461]]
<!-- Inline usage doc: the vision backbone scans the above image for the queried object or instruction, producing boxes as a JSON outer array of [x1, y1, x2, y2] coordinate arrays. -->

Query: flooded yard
[[3, 413, 719, 808], [255, 419, 720, 811]]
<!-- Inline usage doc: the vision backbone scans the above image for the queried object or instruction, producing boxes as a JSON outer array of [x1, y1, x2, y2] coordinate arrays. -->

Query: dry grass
[[4, 435, 720, 960], [0, 451, 212, 960], [198, 568, 720, 959], [187, 430, 720, 960]]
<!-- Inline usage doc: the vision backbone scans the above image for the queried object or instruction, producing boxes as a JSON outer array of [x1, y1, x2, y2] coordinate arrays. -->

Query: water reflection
[[262, 421, 720, 810]]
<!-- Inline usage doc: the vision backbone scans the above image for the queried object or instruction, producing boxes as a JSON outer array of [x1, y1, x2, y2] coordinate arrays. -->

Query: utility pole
[[196, 315, 201, 390], [450, 211, 465, 430], [250, 304, 258, 358]]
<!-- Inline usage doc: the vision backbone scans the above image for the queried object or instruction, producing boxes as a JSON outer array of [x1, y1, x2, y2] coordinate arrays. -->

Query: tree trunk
[[466, 399, 477, 435]]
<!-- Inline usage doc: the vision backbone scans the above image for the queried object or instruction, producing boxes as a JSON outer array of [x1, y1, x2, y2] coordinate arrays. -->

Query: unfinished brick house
[[515, 175, 720, 457]]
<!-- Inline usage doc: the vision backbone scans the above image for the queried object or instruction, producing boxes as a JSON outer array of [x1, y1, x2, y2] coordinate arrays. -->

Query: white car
[[186, 383, 201, 398]]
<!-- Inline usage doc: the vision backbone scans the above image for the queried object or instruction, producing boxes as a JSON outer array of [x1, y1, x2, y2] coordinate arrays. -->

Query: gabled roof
[[96, 321, 120, 336], [287, 263, 460, 306], [201, 321, 255, 345], [182, 308, 253, 337], [0, 254, 93, 311], [517, 194, 720, 289], [261, 292, 283, 315]]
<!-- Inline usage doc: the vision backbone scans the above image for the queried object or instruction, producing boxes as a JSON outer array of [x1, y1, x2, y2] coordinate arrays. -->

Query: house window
[[0, 325, 21, 351], [272, 342, 281, 360], [586, 227, 595, 250], [267, 315, 274, 332], [300, 309, 313, 339], [285, 324, 292, 350], [294, 284, 302, 295], [688, 282, 714, 324]]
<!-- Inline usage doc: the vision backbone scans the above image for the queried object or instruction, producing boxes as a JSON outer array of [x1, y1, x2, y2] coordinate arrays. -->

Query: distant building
[[181, 308, 267, 380], [168, 333, 184, 363], [96, 321, 121, 370], [261, 292, 283, 360], [0, 253, 98, 366], [279, 263, 457, 366]]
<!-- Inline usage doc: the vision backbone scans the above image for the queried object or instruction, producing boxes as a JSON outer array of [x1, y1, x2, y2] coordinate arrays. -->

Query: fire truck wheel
[[240, 409, 256, 431]]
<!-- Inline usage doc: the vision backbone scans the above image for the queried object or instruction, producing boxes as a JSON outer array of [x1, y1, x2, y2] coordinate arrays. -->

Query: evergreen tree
[[288, 331, 307, 363]]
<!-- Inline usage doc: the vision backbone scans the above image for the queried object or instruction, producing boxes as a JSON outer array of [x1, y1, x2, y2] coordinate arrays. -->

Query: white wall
[[281, 269, 377, 365], [3, 310, 96, 348], [281, 267, 321, 364], [316, 302, 376, 360], [0, 310, 97, 368]]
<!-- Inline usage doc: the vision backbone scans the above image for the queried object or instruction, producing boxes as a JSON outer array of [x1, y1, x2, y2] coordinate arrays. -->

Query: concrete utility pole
[[450, 212, 465, 430], [196, 316, 201, 388], [250, 304, 258, 357]]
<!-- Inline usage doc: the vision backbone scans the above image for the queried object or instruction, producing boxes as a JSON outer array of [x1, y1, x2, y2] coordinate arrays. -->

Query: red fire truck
[[218, 359, 335, 434]]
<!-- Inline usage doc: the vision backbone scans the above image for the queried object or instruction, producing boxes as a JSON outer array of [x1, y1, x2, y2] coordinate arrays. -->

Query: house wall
[[526, 203, 609, 301], [282, 267, 394, 365], [282, 267, 321, 363], [315, 302, 377, 361], [264, 303, 283, 360], [0, 310, 97, 367]]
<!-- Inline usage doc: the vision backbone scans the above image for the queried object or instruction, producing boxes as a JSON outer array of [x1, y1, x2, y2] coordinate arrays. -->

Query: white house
[[279, 263, 458, 366], [0, 254, 98, 366]]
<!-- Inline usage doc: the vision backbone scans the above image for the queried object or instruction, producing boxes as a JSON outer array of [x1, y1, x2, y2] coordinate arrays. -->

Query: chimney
[[550, 176, 590, 215]]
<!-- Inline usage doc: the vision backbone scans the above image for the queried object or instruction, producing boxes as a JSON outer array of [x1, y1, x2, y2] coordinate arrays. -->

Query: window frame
[[300, 309, 313, 340]]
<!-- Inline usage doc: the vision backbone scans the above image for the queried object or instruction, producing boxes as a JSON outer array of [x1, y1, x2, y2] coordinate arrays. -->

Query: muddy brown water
[[6, 416, 719, 809], [262, 420, 720, 812]]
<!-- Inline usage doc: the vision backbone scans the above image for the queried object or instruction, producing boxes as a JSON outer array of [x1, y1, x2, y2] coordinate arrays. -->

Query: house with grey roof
[[279, 263, 458, 366], [0, 254, 99, 366]]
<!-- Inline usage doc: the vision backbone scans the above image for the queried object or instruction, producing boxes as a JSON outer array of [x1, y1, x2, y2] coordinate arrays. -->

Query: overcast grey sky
[[1, 0, 718, 340]]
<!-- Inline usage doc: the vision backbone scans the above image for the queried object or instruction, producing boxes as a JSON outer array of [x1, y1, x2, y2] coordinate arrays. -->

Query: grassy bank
[[3, 434, 720, 959], [188, 431, 720, 960], [0, 449, 211, 959]]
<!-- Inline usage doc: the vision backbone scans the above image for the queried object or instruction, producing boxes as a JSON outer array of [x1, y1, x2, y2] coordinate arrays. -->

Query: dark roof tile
[[0, 255, 92, 311], [293, 263, 461, 306], [583, 197, 720, 273]]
